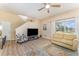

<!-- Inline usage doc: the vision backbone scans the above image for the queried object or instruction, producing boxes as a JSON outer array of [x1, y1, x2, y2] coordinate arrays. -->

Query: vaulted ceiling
[[0, 3, 79, 20]]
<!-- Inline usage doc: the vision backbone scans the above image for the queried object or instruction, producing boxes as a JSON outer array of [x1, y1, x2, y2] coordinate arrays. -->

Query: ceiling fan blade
[[51, 5, 61, 7], [38, 7, 45, 11]]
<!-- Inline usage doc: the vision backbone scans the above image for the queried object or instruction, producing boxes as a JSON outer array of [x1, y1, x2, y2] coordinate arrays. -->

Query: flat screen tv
[[27, 28, 38, 36]]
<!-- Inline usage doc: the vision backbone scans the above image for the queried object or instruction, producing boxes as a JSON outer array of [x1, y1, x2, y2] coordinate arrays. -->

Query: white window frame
[[55, 17, 76, 34]]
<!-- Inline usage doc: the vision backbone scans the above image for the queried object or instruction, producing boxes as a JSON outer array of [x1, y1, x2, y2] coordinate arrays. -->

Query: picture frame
[[43, 24, 47, 30]]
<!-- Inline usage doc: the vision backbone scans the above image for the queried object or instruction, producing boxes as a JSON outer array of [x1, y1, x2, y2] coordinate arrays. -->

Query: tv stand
[[17, 35, 39, 44], [28, 35, 38, 41]]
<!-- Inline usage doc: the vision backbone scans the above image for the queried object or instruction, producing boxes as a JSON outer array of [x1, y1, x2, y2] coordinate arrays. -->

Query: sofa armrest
[[73, 39, 78, 50]]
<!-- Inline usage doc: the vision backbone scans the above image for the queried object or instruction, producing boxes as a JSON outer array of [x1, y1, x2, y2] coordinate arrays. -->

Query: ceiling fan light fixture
[[45, 4, 50, 9]]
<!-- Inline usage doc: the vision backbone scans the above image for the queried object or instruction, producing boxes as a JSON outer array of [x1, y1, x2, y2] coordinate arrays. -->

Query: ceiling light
[[18, 15, 28, 21], [45, 4, 50, 8]]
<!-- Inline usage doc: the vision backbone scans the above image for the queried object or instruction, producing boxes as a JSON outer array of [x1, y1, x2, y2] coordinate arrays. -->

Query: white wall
[[16, 8, 79, 40], [0, 21, 11, 40], [75, 17, 79, 38], [40, 18, 55, 40], [16, 20, 40, 37], [42, 22, 51, 39], [40, 8, 79, 40]]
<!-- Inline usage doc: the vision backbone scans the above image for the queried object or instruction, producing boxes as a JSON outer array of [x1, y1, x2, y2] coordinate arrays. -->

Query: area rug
[[44, 44, 77, 56]]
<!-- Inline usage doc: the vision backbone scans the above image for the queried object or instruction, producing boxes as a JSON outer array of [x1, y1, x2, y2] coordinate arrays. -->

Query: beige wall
[[40, 8, 79, 39], [0, 10, 25, 40], [1, 8, 79, 40]]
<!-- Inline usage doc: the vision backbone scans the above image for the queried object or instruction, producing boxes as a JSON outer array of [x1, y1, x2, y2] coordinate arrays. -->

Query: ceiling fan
[[38, 3, 61, 13]]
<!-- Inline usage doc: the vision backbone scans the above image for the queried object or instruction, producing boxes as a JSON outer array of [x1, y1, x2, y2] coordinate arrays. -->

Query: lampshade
[[0, 25, 2, 30]]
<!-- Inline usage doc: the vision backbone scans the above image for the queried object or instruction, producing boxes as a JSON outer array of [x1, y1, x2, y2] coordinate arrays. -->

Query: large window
[[56, 18, 76, 34]]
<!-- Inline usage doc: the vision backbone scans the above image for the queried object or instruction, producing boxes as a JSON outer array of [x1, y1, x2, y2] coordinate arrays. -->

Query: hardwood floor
[[0, 38, 51, 56], [0, 38, 77, 56]]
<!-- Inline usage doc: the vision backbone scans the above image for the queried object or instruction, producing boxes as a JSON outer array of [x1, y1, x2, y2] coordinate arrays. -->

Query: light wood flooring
[[0, 38, 51, 56], [0, 38, 77, 56]]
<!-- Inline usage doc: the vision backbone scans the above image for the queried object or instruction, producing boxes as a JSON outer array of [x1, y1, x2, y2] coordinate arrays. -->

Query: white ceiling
[[0, 3, 79, 19]]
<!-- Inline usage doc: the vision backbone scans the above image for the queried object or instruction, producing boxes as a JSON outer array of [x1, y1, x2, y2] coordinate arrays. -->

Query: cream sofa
[[51, 32, 78, 50]]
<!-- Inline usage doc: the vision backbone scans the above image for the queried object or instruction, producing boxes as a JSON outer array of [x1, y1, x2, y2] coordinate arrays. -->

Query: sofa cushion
[[53, 32, 64, 39], [61, 39, 73, 45], [64, 34, 76, 40], [53, 39, 73, 45]]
